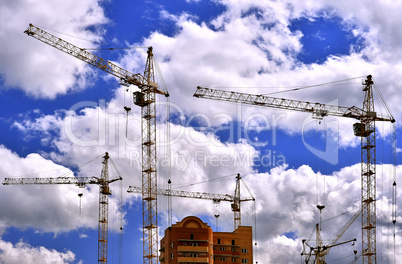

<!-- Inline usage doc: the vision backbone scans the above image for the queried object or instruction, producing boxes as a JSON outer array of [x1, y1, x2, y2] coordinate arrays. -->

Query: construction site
[[1, 5, 401, 264]]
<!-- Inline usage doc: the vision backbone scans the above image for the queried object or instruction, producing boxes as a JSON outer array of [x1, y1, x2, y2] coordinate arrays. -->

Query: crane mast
[[3, 152, 121, 264], [194, 76, 395, 264], [98, 152, 110, 264], [360, 76, 376, 263], [232, 173, 241, 230], [24, 24, 168, 264], [138, 47, 159, 264]]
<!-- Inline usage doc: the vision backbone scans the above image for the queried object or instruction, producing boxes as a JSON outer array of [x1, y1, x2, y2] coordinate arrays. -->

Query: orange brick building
[[159, 216, 253, 264]]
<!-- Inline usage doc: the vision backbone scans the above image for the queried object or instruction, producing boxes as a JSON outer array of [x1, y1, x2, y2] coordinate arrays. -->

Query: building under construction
[[159, 216, 253, 264]]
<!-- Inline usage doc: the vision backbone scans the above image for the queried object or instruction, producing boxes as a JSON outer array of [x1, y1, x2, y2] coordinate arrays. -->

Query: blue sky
[[0, 0, 401, 263]]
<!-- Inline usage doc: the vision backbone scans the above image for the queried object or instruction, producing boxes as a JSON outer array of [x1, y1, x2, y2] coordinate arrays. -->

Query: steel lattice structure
[[361, 76, 377, 263], [194, 75, 395, 264], [24, 24, 168, 264], [3, 152, 121, 264], [140, 47, 159, 264], [127, 174, 254, 230]]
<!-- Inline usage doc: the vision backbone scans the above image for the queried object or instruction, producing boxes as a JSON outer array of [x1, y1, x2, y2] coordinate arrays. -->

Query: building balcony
[[213, 243, 240, 247], [178, 239, 209, 243], [177, 257, 210, 263], [178, 246, 209, 253]]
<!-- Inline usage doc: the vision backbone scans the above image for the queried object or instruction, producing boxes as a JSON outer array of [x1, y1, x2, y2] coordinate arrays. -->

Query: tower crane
[[193, 75, 395, 264], [3, 152, 121, 264], [127, 173, 255, 230], [24, 23, 169, 264], [301, 208, 361, 263]]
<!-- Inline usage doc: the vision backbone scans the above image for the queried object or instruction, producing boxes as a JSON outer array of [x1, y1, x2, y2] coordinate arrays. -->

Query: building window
[[191, 242, 199, 246], [190, 253, 198, 257], [232, 247, 236, 252], [217, 238, 221, 244], [232, 239, 235, 245], [190, 234, 194, 240], [220, 257, 226, 261], [232, 257, 237, 262], [241, 248, 248, 254], [242, 259, 248, 263], [170, 243, 174, 248], [183, 242, 186, 246], [220, 247, 226, 251], [170, 253, 174, 259]]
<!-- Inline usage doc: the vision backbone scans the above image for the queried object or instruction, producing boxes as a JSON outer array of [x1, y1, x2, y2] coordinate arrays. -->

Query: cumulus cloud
[[2, 0, 402, 263], [0, 239, 76, 264], [0, 145, 124, 234], [114, 0, 401, 149], [9, 86, 259, 227], [0, 0, 108, 98]]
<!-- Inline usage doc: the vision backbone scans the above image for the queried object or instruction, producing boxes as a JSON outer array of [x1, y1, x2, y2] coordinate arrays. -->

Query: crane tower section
[[194, 75, 395, 264], [24, 24, 168, 264], [356, 75, 377, 263]]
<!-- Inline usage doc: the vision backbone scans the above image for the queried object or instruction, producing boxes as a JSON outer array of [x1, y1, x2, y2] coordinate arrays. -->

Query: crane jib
[[193, 87, 394, 122]]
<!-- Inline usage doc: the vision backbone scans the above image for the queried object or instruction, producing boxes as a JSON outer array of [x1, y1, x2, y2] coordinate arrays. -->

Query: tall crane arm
[[329, 208, 361, 247], [3, 176, 97, 186], [24, 24, 145, 87], [193, 86, 394, 122], [3, 176, 121, 187], [24, 23, 167, 263], [127, 186, 236, 202]]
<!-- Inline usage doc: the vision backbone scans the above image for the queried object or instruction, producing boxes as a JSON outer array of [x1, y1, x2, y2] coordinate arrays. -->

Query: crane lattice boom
[[194, 86, 393, 122], [2, 153, 120, 264], [128, 186, 234, 202], [128, 174, 254, 230], [3, 176, 96, 186], [24, 23, 168, 264], [24, 24, 147, 87], [194, 76, 395, 264]]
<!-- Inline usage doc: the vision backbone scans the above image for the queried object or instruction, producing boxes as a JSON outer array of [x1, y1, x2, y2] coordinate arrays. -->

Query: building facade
[[159, 216, 252, 264]]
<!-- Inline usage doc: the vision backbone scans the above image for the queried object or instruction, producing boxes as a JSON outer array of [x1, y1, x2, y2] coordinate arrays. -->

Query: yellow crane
[[301, 208, 361, 263], [3, 152, 121, 264], [193, 75, 395, 264], [127, 173, 255, 230], [24, 23, 168, 264]]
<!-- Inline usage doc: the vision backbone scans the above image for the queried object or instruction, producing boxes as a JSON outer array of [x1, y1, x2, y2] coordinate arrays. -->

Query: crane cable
[[391, 122, 397, 264], [108, 157, 124, 264], [36, 24, 148, 51], [261, 76, 366, 96], [373, 82, 394, 121], [172, 174, 237, 190], [203, 76, 366, 91], [253, 198, 258, 264], [153, 55, 172, 227]]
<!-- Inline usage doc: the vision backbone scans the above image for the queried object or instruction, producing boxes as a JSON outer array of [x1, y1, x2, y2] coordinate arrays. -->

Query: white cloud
[[117, 0, 401, 149], [2, 1, 402, 262], [0, 0, 108, 98], [7, 86, 402, 263], [0, 145, 123, 234], [0, 239, 76, 264]]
